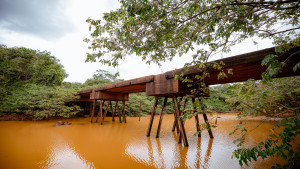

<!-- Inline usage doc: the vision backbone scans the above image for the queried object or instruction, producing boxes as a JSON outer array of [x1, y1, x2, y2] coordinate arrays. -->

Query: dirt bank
[[0, 113, 31, 121]]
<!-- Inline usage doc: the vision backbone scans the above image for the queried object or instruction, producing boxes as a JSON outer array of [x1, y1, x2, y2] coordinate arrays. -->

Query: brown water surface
[[0, 114, 285, 169]]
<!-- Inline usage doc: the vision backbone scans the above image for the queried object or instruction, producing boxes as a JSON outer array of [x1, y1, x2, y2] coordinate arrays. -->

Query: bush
[[202, 84, 237, 112], [227, 77, 300, 116], [0, 84, 81, 120]]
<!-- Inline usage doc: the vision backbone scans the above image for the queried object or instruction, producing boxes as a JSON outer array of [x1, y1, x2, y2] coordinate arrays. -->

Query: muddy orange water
[[0, 114, 286, 169]]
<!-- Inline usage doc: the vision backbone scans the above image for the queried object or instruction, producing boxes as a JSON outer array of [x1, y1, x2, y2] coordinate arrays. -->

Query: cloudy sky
[[0, 0, 273, 83]]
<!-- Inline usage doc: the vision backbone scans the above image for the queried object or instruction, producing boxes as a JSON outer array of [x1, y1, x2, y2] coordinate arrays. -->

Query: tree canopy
[[83, 69, 123, 87], [0, 45, 79, 120], [0, 45, 67, 91], [85, 0, 299, 75]]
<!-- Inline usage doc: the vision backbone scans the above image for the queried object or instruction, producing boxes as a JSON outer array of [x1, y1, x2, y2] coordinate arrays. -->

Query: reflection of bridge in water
[[125, 136, 213, 169], [78, 47, 299, 147]]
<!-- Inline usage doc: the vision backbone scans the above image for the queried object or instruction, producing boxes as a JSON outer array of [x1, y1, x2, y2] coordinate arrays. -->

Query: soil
[[0, 113, 86, 121], [0, 114, 31, 121]]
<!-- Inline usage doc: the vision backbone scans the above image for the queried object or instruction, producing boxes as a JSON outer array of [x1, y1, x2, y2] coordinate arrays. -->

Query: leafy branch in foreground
[[226, 77, 300, 168], [231, 117, 300, 168]]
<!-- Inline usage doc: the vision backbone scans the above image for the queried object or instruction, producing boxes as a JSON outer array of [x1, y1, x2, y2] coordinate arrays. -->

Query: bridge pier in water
[[78, 47, 299, 147], [89, 89, 129, 124], [146, 95, 214, 147]]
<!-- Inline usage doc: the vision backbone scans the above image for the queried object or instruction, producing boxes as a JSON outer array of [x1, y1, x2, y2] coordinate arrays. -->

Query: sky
[[0, 0, 273, 83]]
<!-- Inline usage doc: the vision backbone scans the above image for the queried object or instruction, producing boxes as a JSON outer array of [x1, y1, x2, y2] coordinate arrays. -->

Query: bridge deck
[[78, 46, 299, 100]]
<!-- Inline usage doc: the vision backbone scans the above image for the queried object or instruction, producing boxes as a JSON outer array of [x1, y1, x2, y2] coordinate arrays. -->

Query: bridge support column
[[202, 113, 214, 138], [90, 89, 97, 123], [178, 97, 188, 142], [192, 98, 201, 137], [90, 99, 96, 123], [173, 96, 189, 146], [172, 104, 180, 133], [198, 98, 214, 138], [122, 101, 127, 123], [101, 101, 111, 125], [156, 97, 168, 138], [115, 101, 122, 123], [96, 100, 104, 123], [146, 96, 158, 137], [91, 99, 97, 123]]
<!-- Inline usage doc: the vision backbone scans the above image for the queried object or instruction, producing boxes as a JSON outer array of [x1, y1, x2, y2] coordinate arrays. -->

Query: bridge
[[78, 46, 299, 146]]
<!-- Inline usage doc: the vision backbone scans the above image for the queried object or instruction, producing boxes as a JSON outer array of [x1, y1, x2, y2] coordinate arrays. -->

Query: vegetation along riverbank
[[1, 45, 298, 122]]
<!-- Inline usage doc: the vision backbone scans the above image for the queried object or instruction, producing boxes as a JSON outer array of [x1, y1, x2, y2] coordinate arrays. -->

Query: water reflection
[[125, 134, 214, 168], [39, 138, 95, 169]]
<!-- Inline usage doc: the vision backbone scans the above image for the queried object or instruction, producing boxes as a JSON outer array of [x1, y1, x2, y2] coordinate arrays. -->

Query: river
[[0, 113, 285, 169]]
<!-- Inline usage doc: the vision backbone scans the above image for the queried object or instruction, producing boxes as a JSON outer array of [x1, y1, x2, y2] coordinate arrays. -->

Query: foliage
[[226, 77, 300, 167], [85, 0, 299, 77], [62, 82, 84, 90], [124, 95, 192, 117], [231, 117, 300, 168], [205, 84, 236, 112], [0, 45, 79, 119], [200, 77, 300, 115], [0, 84, 80, 120], [0, 45, 67, 92], [227, 77, 300, 117], [83, 69, 123, 87], [95, 93, 165, 117], [124, 92, 155, 116]]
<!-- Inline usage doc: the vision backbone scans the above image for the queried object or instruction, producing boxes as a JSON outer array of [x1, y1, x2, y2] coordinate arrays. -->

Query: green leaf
[[293, 62, 300, 72]]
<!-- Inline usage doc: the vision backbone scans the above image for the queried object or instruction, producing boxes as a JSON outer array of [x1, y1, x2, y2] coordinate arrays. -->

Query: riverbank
[[0, 113, 31, 121], [0, 111, 286, 122], [0, 113, 84, 121]]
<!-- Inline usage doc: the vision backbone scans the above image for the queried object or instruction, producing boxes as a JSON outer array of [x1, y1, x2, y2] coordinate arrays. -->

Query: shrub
[[0, 84, 81, 120]]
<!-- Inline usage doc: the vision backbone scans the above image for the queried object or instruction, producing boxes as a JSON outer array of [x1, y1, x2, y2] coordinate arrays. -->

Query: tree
[[85, 0, 299, 167], [83, 69, 123, 87], [0, 45, 79, 119], [0, 45, 67, 92], [84, 0, 299, 74]]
